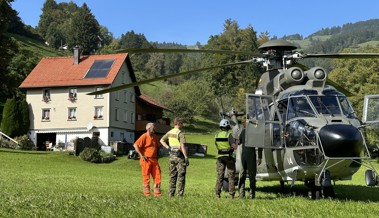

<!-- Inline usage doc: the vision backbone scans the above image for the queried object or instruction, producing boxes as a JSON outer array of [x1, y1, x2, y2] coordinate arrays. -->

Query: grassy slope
[[9, 33, 69, 58], [1, 135, 379, 217]]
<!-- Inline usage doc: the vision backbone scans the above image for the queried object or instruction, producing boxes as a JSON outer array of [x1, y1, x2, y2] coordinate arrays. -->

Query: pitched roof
[[19, 53, 134, 89], [137, 94, 171, 111]]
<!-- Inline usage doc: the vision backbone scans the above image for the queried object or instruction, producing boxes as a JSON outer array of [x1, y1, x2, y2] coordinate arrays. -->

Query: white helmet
[[219, 119, 230, 128]]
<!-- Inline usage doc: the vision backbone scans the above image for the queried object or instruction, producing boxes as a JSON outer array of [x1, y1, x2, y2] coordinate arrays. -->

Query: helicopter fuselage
[[251, 87, 365, 184]]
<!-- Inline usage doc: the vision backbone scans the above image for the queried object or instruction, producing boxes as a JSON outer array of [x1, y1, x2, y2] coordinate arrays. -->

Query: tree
[[0, 0, 19, 102], [1, 98, 18, 137], [118, 31, 151, 72], [37, 0, 59, 38], [201, 19, 262, 102], [17, 99, 30, 136], [66, 3, 101, 54]]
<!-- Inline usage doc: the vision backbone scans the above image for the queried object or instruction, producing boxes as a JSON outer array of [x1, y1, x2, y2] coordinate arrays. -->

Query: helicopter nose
[[319, 124, 363, 157]]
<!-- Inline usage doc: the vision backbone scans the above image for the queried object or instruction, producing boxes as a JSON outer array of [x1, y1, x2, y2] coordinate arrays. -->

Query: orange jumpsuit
[[134, 132, 161, 196]]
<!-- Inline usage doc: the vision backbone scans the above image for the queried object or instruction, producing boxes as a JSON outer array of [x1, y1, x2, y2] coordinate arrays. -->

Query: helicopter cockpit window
[[338, 96, 355, 116], [287, 97, 316, 120], [309, 96, 342, 116]]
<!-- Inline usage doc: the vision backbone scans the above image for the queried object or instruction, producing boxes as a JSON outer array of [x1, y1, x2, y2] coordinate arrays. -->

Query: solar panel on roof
[[84, 59, 115, 78]]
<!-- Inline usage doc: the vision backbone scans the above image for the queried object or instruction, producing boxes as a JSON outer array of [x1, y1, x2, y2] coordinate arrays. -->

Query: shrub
[[79, 147, 101, 163], [15, 135, 35, 150], [0, 137, 18, 149]]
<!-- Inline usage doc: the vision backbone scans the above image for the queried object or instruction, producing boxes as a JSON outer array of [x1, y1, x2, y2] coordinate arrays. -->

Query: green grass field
[[1, 134, 379, 217]]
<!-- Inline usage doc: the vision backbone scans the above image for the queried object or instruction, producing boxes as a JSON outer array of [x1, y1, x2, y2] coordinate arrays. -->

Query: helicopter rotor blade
[[116, 48, 262, 56], [87, 60, 254, 95], [302, 53, 379, 59], [326, 78, 353, 97]]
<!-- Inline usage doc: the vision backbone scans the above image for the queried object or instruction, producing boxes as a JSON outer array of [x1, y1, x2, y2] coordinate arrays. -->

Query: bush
[[0, 137, 18, 149], [15, 135, 35, 150], [79, 147, 101, 163]]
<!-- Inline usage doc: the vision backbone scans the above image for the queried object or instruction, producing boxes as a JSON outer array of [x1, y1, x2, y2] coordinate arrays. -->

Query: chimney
[[73, 46, 80, 64]]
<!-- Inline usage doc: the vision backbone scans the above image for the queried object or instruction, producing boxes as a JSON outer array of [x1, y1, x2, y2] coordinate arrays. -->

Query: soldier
[[133, 123, 162, 197], [160, 117, 189, 197], [237, 116, 262, 199], [215, 119, 237, 198]]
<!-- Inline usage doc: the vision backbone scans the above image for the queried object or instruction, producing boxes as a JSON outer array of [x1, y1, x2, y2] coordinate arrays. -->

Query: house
[[19, 48, 170, 150]]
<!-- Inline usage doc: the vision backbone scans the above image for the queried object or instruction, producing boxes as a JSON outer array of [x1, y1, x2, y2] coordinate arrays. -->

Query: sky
[[11, 0, 379, 45]]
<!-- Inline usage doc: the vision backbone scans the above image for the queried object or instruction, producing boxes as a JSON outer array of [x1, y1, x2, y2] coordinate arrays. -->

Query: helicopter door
[[245, 94, 281, 149], [362, 94, 379, 124]]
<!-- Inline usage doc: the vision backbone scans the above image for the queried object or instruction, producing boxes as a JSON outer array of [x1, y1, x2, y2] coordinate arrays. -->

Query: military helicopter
[[89, 39, 379, 199]]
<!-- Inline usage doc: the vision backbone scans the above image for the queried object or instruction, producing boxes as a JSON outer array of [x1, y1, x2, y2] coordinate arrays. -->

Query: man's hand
[[185, 158, 189, 166]]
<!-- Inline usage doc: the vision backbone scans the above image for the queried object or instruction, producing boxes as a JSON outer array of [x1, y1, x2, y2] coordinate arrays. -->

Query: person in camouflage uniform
[[160, 117, 189, 197], [215, 119, 237, 199], [237, 116, 262, 199]]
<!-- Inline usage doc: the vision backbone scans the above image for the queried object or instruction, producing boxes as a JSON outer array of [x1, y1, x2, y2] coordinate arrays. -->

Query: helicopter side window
[[287, 97, 316, 120]]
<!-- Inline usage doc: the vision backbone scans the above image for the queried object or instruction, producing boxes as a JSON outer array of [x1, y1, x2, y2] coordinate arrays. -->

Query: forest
[[1, 0, 379, 144]]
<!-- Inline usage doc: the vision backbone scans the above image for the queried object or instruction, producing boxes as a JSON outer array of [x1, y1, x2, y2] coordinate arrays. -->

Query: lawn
[[1, 134, 379, 217]]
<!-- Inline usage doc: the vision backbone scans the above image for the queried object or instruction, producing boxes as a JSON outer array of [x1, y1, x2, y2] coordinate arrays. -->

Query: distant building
[[19, 48, 170, 150]]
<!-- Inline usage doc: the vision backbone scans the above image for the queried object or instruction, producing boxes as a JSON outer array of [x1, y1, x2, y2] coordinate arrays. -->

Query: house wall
[[108, 62, 136, 143]]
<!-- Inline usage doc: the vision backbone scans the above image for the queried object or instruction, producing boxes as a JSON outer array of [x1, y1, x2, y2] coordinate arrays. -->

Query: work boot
[[239, 183, 245, 199], [249, 191, 255, 199], [143, 184, 150, 196], [215, 192, 221, 198], [154, 184, 161, 197], [249, 183, 256, 199]]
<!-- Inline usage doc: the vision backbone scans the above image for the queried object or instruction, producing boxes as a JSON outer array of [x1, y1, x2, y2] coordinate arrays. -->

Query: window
[[68, 108, 77, 120], [131, 112, 135, 124], [124, 91, 128, 103], [123, 109, 128, 122], [43, 89, 50, 102], [95, 87, 104, 99], [115, 108, 119, 121], [68, 88, 77, 101], [130, 93, 135, 103], [94, 106, 103, 119], [42, 109, 50, 121], [115, 91, 119, 101]]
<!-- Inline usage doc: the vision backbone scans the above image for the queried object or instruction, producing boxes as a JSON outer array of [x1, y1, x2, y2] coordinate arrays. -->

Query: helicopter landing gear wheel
[[321, 170, 335, 199], [309, 188, 321, 200], [365, 169, 376, 186]]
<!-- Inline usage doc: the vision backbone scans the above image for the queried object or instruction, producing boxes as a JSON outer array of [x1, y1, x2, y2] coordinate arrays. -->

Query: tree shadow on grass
[[256, 183, 379, 202], [0, 148, 49, 155]]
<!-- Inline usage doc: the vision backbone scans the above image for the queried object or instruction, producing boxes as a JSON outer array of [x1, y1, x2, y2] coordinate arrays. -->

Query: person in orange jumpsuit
[[133, 122, 162, 197]]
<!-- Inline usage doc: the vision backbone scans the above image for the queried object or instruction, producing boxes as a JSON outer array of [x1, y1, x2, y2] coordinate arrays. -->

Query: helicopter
[[89, 39, 379, 199]]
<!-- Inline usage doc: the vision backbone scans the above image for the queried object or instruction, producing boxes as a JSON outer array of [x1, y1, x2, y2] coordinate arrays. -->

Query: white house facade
[[20, 51, 140, 150]]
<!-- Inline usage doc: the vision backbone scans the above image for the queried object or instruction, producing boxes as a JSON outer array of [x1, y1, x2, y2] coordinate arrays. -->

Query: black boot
[[249, 182, 256, 199], [249, 191, 255, 199]]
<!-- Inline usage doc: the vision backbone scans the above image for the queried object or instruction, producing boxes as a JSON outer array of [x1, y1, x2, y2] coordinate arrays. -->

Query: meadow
[[1, 134, 379, 217]]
